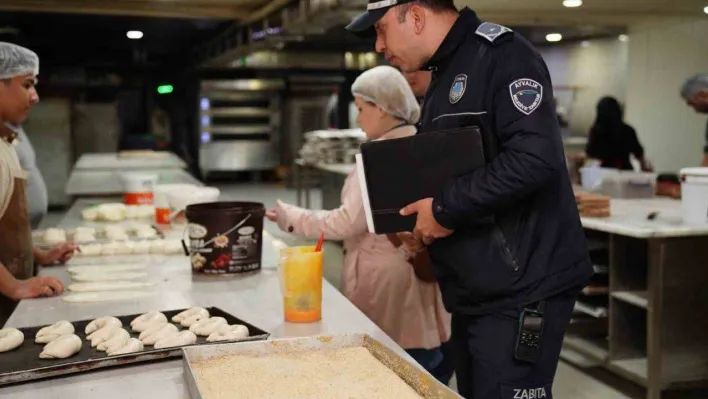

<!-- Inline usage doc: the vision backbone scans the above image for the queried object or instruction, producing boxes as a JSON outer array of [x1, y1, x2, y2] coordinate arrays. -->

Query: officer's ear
[[408, 4, 426, 34]]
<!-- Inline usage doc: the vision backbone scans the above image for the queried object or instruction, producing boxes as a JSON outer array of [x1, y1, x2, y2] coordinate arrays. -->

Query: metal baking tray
[[182, 333, 461, 399], [0, 307, 269, 387]]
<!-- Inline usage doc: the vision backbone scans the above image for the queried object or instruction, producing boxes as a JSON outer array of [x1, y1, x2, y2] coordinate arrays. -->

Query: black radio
[[514, 304, 544, 363]]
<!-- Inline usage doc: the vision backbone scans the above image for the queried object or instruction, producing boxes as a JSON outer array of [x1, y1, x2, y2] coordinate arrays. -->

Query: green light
[[157, 85, 173, 94]]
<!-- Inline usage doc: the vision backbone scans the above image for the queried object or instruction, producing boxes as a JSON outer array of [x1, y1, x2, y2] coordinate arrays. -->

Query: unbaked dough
[[68, 264, 147, 274], [164, 239, 183, 255], [97, 329, 130, 352], [72, 271, 148, 282], [125, 205, 140, 219], [0, 328, 24, 353], [68, 281, 155, 292], [44, 228, 66, 244], [113, 241, 135, 255], [107, 338, 144, 355], [35, 321, 75, 344], [189, 317, 227, 337], [100, 242, 120, 256], [132, 240, 152, 254], [97, 203, 127, 222], [206, 324, 250, 342], [134, 228, 157, 239], [139, 323, 178, 345], [149, 240, 166, 254], [63, 291, 154, 303], [77, 243, 102, 257], [81, 207, 99, 221], [172, 307, 209, 323], [88, 325, 121, 347], [106, 230, 130, 241], [154, 331, 197, 349], [131, 311, 167, 332], [85, 316, 122, 334], [75, 226, 96, 236], [39, 334, 82, 359]]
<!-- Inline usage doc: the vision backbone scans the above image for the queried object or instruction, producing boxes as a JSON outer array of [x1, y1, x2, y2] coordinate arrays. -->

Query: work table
[[2, 200, 411, 398]]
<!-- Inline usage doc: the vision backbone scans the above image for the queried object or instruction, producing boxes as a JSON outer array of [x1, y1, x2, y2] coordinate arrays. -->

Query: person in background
[[6, 123, 48, 229], [0, 42, 76, 325], [585, 96, 652, 171], [680, 74, 708, 166], [266, 66, 452, 384]]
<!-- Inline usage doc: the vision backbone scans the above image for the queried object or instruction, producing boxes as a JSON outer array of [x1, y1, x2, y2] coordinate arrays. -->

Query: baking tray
[[0, 307, 269, 387], [182, 333, 462, 399]]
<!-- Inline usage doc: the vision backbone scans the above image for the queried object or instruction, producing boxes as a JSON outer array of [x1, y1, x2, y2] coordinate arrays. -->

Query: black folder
[[356, 126, 487, 234]]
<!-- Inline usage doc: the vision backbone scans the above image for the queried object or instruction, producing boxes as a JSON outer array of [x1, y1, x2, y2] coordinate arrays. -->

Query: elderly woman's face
[[355, 96, 388, 140]]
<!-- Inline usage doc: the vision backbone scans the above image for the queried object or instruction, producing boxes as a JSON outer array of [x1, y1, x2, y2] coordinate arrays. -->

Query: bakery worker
[[680, 74, 708, 167], [0, 42, 76, 324], [347, 2, 592, 398]]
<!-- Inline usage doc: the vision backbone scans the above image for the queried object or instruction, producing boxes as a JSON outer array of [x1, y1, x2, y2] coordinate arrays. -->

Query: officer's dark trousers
[[451, 289, 577, 399]]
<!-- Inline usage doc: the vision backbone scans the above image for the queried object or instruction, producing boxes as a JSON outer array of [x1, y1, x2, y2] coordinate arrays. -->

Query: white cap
[[0, 42, 39, 80], [351, 65, 421, 125]]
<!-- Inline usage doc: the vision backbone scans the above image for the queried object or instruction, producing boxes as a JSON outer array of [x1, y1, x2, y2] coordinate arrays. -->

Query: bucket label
[[188, 223, 208, 239]]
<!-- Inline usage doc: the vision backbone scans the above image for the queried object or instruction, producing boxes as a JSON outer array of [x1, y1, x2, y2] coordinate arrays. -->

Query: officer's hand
[[400, 198, 453, 245], [397, 232, 425, 253]]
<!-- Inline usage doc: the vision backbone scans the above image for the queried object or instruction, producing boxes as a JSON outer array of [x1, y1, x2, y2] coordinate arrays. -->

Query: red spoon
[[315, 233, 324, 252]]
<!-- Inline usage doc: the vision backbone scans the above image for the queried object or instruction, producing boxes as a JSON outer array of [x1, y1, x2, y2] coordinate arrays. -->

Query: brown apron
[[0, 129, 34, 325]]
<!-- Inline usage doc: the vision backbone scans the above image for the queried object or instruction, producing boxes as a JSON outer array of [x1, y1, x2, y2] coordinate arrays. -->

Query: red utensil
[[315, 233, 325, 252]]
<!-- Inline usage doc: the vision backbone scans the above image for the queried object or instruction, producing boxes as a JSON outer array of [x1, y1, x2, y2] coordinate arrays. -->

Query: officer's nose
[[375, 34, 385, 54]]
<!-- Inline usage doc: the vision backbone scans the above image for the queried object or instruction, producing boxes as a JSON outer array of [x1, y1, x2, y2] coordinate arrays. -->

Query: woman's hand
[[265, 209, 277, 222], [10, 276, 64, 300], [34, 242, 78, 266]]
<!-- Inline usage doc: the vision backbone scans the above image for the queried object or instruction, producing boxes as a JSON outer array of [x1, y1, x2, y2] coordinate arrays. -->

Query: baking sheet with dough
[[70, 272, 148, 283]]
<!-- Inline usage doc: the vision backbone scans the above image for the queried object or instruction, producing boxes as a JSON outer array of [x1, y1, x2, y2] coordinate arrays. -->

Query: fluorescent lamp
[[619, 34, 629, 42], [546, 33, 563, 42], [563, 0, 583, 7], [127, 30, 143, 40], [704, 6, 708, 14], [581, 40, 591, 47]]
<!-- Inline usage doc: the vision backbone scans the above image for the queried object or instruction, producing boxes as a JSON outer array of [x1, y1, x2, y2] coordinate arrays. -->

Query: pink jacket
[[274, 125, 451, 350]]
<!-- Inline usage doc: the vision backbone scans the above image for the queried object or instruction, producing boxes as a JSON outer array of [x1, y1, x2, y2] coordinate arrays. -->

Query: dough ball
[[81, 207, 99, 221], [100, 242, 119, 256], [138, 205, 155, 219], [75, 226, 96, 236], [0, 328, 25, 353], [79, 244, 103, 257], [106, 229, 129, 241], [135, 228, 157, 239], [113, 241, 135, 255], [74, 232, 96, 243], [97, 203, 126, 222], [164, 240, 183, 255], [39, 334, 82, 359], [44, 228, 66, 244], [125, 205, 140, 219]]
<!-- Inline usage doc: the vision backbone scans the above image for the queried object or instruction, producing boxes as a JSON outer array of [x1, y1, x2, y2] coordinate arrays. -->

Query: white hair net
[[0, 42, 39, 80], [680, 74, 708, 99], [351, 65, 421, 124]]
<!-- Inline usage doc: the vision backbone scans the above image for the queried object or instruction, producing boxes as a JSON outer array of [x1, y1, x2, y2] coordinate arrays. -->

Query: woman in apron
[[0, 42, 75, 325], [267, 66, 452, 384]]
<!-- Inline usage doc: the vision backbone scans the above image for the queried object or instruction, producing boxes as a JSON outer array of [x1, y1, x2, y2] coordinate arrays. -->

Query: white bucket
[[154, 184, 197, 224], [679, 167, 708, 226], [167, 186, 221, 224], [120, 173, 158, 205]]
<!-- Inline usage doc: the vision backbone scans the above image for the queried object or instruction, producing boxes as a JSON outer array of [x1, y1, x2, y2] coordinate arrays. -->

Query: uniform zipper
[[494, 227, 519, 271]]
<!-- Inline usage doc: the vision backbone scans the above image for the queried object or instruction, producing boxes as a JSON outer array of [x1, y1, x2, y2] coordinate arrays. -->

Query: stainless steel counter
[[74, 152, 187, 171], [2, 201, 411, 398]]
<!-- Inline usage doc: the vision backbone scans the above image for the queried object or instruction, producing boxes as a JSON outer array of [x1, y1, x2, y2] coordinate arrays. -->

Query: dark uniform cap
[[345, 0, 417, 37]]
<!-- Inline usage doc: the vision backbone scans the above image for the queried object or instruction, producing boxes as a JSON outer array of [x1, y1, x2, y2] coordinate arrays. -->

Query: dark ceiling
[[0, 11, 232, 69]]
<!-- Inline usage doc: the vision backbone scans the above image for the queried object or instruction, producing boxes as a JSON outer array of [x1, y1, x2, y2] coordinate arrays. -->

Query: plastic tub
[[154, 184, 198, 224], [167, 187, 220, 224], [185, 201, 265, 275], [679, 167, 708, 226], [119, 173, 158, 205]]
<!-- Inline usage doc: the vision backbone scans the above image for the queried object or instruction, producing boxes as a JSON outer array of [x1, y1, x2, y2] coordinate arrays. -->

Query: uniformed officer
[[347, 2, 593, 398]]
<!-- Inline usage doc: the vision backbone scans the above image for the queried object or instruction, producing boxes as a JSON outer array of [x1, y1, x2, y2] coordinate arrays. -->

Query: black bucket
[[185, 201, 266, 275]]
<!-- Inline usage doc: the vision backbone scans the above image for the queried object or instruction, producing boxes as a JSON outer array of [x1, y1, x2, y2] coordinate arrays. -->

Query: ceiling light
[[581, 40, 591, 47], [563, 0, 583, 7], [704, 6, 708, 14], [619, 34, 629, 42], [126, 30, 143, 40], [546, 33, 563, 42]]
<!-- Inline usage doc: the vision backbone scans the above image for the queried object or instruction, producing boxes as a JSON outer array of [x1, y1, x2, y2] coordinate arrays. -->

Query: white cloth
[[14, 127, 47, 228], [351, 66, 421, 124]]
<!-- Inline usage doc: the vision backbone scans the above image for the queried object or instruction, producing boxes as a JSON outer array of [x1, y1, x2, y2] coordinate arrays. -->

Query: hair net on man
[[351, 65, 421, 124], [680, 74, 708, 99], [0, 42, 39, 80]]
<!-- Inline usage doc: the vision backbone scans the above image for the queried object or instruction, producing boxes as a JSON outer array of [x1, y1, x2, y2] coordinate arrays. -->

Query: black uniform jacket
[[419, 8, 593, 315]]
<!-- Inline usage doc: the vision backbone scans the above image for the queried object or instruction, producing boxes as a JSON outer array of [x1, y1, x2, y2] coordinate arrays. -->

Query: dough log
[[171, 307, 209, 323], [107, 338, 144, 356], [35, 321, 75, 344], [131, 311, 167, 332]]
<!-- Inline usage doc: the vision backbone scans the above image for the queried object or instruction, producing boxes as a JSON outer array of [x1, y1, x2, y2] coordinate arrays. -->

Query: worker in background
[[5, 123, 48, 229], [585, 96, 652, 171], [347, 1, 592, 398], [0, 42, 76, 325], [266, 66, 452, 385], [680, 74, 708, 166]]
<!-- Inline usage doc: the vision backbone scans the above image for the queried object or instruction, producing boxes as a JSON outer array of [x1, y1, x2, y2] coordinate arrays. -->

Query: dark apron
[[0, 133, 34, 326]]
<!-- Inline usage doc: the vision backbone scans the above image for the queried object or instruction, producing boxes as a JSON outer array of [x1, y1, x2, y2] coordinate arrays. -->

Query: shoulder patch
[[475, 22, 513, 43], [509, 78, 543, 115]]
